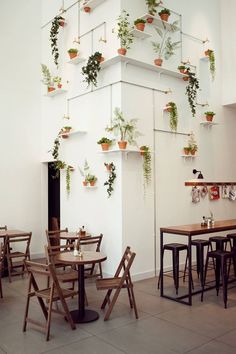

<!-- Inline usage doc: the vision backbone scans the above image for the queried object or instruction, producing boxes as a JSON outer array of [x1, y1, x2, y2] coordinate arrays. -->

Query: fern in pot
[[116, 10, 134, 56]]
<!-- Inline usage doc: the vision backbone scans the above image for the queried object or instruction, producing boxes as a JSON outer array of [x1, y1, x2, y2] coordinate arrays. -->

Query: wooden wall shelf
[[185, 181, 236, 186]]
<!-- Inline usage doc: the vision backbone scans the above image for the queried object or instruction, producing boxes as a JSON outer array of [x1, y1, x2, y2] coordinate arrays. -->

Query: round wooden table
[[56, 251, 107, 323]]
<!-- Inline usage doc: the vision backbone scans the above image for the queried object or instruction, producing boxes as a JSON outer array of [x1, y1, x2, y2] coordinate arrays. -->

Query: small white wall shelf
[[100, 148, 141, 154], [181, 155, 197, 159], [101, 55, 187, 79], [80, 0, 105, 11], [45, 88, 67, 97], [67, 56, 86, 65], [200, 56, 209, 62], [59, 130, 87, 138], [130, 28, 152, 40], [200, 121, 218, 127], [83, 185, 98, 189], [140, 14, 180, 31]]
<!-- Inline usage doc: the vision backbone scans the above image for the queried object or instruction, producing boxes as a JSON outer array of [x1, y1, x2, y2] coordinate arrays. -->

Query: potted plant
[[152, 22, 180, 66], [185, 68, 200, 117], [106, 107, 141, 150], [146, 0, 162, 23], [79, 159, 90, 186], [79, 226, 86, 236], [41, 64, 55, 92], [134, 18, 146, 32], [139, 145, 152, 188], [83, 1, 91, 13], [205, 49, 215, 81], [104, 163, 116, 197], [50, 16, 65, 67], [178, 65, 186, 74], [82, 52, 103, 87], [97, 137, 113, 151], [66, 165, 74, 195], [204, 111, 215, 122], [165, 102, 178, 132], [53, 76, 62, 89], [68, 48, 78, 59], [188, 133, 198, 155], [104, 162, 112, 172], [183, 146, 190, 155], [117, 10, 134, 56], [87, 174, 97, 186], [60, 126, 72, 138], [158, 8, 171, 22]]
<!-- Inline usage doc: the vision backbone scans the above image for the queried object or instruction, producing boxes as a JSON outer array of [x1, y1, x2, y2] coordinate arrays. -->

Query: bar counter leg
[[188, 235, 192, 306], [160, 231, 164, 296]]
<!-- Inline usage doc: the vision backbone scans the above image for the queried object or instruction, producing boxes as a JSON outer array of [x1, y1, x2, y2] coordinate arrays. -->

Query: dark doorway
[[48, 163, 60, 230]]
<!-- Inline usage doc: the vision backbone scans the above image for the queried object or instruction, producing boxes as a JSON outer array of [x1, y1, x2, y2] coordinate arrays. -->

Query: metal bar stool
[[227, 233, 236, 275], [209, 236, 231, 251], [190, 239, 211, 288]]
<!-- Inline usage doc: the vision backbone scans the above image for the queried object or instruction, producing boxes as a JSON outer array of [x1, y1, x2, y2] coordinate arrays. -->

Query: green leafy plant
[[50, 16, 64, 67], [66, 165, 74, 195], [178, 65, 186, 71], [86, 174, 97, 184], [117, 10, 134, 50], [166, 102, 178, 131], [159, 8, 171, 15], [140, 146, 152, 188], [134, 18, 146, 25], [53, 76, 62, 85], [68, 48, 78, 54], [97, 137, 113, 144], [151, 21, 180, 61], [205, 111, 215, 116], [41, 64, 52, 86], [104, 162, 116, 197], [185, 68, 200, 117], [79, 159, 90, 181], [146, 0, 162, 16], [106, 107, 141, 146], [82, 52, 102, 87], [205, 49, 215, 80], [187, 132, 198, 154]]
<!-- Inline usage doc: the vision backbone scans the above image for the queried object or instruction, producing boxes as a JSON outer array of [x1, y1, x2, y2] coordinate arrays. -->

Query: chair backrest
[[0, 225, 7, 231], [44, 244, 71, 267], [79, 234, 103, 252], [50, 217, 60, 231], [45, 228, 68, 247], [6, 233, 32, 256], [114, 246, 136, 284], [0, 242, 7, 270]]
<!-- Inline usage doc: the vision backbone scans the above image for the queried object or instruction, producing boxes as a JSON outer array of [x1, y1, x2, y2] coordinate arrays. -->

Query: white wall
[[0, 0, 43, 255]]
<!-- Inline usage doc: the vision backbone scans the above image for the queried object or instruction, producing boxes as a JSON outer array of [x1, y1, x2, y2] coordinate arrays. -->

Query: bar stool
[[190, 239, 211, 287], [158, 243, 189, 295], [209, 236, 230, 251], [227, 233, 236, 274]]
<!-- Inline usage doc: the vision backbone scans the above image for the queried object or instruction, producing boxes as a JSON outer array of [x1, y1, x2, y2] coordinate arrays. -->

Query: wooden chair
[[79, 234, 103, 278], [96, 246, 138, 321], [0, 242, 7, 298], [45, 228, 68, 248], [23, 260, 76, 341], [6, 233, 32, 282]]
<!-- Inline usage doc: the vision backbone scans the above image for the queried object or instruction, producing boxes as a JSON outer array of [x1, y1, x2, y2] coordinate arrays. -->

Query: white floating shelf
[[67, 56, 86, 65], [130, 28, 152, 40], [181, 155, 197, 159], [101, 55, 187, 79], [80, 0, 105, 11], [100, 148, 141, 154], [140, 13, 180, 31], [45, 88, 67, 97], [59, 130, 87, 138], [200, 56, 209, 62], [83, 185, 98, 189], [200, 121, 218, 126]]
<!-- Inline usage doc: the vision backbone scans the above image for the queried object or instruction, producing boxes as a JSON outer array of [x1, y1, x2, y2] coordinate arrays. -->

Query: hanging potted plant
[[185, 68, 200, 117], [204, 49, 215, 81], [68, 48, 78, 59], [152, 22, 180, 66], [97, 137, 113, 151], [165, 102, 178, 132], [60, 126, 72, 138], [104, 163, 116, 197], [79, 159, 90, 186], [158, 8, 171, 22], [106, 107, 141, 150], [134, 18, 146, 32], [65, 165, 74, 195], [146, 0, 162, 23], [41, 64, 55, 92], [116, 10, 134, 56], [82, 52, 103, 87], [82, 1, 91, 13], [139, 145, 152, 189], [104, 162, 113, 172], [87, 174, 97, 187], [204, 111, 215, 122], [50, 16, 64, 67], [53, 76, 62, 89]]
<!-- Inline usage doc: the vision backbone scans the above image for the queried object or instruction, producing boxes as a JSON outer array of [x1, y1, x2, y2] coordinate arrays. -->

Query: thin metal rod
[[152, 89, 157, 277], [79, 22, 106, 40], [196, 102, 209, 107], [154, 129, 190, 136], [181, 31, 209, 44], [110, 85, 113, 124], [121, 80, 170, 94]]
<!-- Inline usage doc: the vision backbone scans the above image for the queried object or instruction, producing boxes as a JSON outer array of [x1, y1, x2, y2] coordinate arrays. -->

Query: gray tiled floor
[[1, 273, 236, 353]]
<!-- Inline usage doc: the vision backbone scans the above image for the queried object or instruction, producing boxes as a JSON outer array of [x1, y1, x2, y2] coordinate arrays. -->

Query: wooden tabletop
[[59, 232, 91, 240], [0, 230, 29, 237], [56, 251, 107, 265], [160, 219, 236, 236]]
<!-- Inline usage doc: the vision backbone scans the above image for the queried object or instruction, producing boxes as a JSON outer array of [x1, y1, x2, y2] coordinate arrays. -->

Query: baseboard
[[31, 252, 45, 260]]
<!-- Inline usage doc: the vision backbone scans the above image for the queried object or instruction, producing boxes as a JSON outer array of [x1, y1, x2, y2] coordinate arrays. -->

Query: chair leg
[[215, 258, 221, 296], [104, 287, 122, 321], [222, 257, 229, 309], [201, 253, 209, 302], [101, 289, 112, 309], [129, 285, 138, 319], [59, 295, 76, 330], [46, 296, 53, 341]]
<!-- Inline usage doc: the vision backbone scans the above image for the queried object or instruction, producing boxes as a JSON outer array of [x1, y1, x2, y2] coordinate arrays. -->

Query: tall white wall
[[0, 0, 42, 255]]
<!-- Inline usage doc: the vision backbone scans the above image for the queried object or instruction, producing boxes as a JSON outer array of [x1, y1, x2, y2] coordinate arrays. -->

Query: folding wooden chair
[[0, 242, 7, 298], [45, 228, 68, 248], [6, 232, 31, 282], [23, 260, 77, 341], [79, 234, 103, 278], [96, 246, 138, 321]]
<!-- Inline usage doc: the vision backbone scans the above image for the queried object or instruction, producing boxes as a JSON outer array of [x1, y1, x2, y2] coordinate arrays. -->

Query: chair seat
[[209, 236, 228, 242], [57, 269, 78, 282], [164, 243, 187, 251], [191, 239, 210, 246], [8, 251, 26, 258], [35, 287, 78, 300], [207, 250, 234, 259], [227, 233, 236, 239], [96, 277, 122, 290]]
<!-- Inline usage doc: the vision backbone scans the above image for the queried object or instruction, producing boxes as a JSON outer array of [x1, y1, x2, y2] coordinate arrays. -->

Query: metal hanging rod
[[154, 129, 190, 136], [181, 32, 209, 44], [78, 22, 106, 41], [196, 102, 209, 107], [121, 80, 171, 94]]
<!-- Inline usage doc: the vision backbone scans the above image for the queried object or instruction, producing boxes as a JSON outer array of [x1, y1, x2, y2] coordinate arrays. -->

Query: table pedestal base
[[70, 309, 99, 323]]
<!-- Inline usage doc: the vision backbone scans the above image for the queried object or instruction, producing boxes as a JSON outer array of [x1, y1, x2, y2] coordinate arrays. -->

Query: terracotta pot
[[105, 164, 112, 172], [69, 52, 78, 59], [118, 48, 127, 56], [84, 6, 91, 13], [135, 23, 145, 31], [205, 50, 211, 57], [183, 76, 189, 81], [164, 106, 172, 113], [101, 143, 110, 151], [159, 13, 170, 22], [90, 181, 95, 186], [48, 86, 55, 92], [62, 134, 69, 139], [59, 20, 65, 27], [206, 114, 214, 122], [190, 150, 196, 156], [147, 17, 154, 24], [83, 181, 88, 186], [179, 69, 185, 74], [183, 148, 190, 155], [79, 230, 86, 236], [118, 141, 127, 150], [140, 150, 145, 156], [154, 58, 163, 66], [57, 83, 62, 89], [99, 56, 105, 63]]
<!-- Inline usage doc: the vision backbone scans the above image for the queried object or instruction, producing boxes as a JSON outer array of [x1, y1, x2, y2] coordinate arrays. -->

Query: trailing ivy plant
[[50, 16, 64, 67], [140, 146, 152, 189], [146, 0, 162, 16], [66, 165, 74, 195], [166, 102, 178, 132], [206, 49, 215, 81], [104, 162, 116, 198], [117, 10, 134, 50], [82, 52, 102, 87], [185, 68, 200, 117]]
